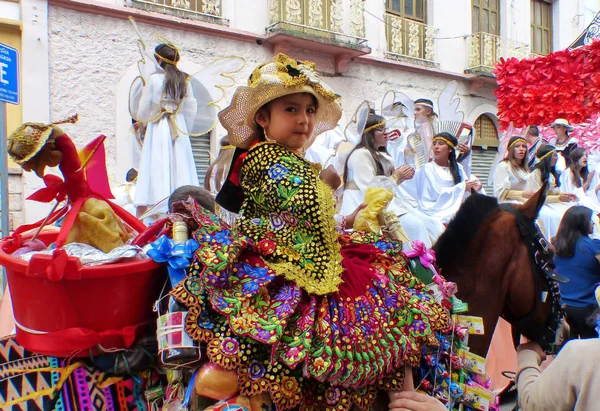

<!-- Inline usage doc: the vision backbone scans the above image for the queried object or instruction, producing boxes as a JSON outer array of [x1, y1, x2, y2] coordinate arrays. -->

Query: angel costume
[[405, 161, 471, 224], [526, 170, 572, 240], [492, 161, 530, 204], [559, 169, 600, 211], [133, 73, 199, 210], [340, 148, 445, 248]]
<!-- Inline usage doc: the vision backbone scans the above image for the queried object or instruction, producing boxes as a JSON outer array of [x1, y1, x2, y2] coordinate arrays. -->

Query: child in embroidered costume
[[172, 54, 449, 410]]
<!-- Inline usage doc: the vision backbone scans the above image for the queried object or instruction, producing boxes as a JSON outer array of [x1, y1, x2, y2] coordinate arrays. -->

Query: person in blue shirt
[[553, 205, 600, 339]]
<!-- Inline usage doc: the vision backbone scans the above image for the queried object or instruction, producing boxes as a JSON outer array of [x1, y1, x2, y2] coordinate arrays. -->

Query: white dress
[[134, 74, 200, 210], [526, 170, 572, 240], [406, 161, 470, 225], [559, 169, 600, 212], [493, 161, 529, 204], [549, 137, 578, 174], [339, 148, 445, 248]]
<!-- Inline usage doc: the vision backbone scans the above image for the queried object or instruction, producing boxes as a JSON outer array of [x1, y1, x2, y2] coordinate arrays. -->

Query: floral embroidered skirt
[[172, 206, 449, 411]]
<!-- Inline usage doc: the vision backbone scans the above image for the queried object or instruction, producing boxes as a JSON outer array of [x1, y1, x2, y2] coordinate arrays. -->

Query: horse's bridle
[[498, 204, 568, 354]]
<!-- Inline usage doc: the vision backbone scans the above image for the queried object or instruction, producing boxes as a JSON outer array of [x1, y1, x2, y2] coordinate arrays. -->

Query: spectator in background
[[553, 205, 600, 340]]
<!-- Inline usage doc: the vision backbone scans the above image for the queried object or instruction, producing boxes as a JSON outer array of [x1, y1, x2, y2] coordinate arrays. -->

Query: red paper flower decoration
[[494, 40, 600, 129]]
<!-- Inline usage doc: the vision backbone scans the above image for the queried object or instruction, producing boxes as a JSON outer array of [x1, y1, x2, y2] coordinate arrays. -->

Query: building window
[[386, 0, 426, 23], [531, 0, 553, 55], [129, 0, 228, 25], [472, 0, 499, 35], [473, 114, 499, 147]]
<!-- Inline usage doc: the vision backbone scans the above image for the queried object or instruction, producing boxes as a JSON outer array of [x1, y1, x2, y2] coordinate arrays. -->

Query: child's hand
[[319, 165, 342, 191], [389, 391, 447, 411], [345, 203, 366, 229]]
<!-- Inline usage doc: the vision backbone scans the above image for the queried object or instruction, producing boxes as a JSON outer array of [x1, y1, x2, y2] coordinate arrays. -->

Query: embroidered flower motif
[[290, 175, 303, 185], [269, 213, 285, 231], [251, 218, 263, 226], [280, 211, 297, 226], [268, 163, 289, 181], [220, 337, 239, 355], [257, 238, 277, 255], [325, 387, 342, 405], [241, 279, 260, 294], [312, 357, 329, 373], [281, 247, 301, 261], [248, 360, 266, 380], [196, 309, 216, 329], [279, 376, 300, 397]]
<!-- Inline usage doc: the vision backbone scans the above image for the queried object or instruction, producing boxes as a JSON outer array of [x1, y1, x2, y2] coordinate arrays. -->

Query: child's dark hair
[[155, 43, 188, 101], [534, 145, 560, 187], [169, 185, 215, 213]]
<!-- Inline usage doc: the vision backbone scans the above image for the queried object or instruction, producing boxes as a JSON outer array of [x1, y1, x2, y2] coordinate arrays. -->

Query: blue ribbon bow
[[147, 234, 199, 287]]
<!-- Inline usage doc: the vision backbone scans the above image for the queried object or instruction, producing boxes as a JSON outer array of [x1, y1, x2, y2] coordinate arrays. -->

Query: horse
[[434, 184, 565, 357]]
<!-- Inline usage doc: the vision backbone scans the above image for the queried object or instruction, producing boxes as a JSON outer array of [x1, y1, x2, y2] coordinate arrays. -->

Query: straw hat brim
[[7, 125, 54, 164], [219, 82, 342, 150], [549, 121, 574, 132]]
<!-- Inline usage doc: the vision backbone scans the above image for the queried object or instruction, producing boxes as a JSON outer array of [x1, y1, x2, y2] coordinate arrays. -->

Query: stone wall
[[18, 5, 498, 222]]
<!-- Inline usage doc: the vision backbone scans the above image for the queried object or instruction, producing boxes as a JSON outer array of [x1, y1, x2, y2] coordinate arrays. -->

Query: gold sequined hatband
[[432, 136, 456, 148], [508, 137, 527, 151], [363, 122, 386, 135]]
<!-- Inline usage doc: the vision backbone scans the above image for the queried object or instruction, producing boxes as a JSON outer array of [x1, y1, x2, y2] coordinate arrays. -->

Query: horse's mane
[[434, 193, 499, 267]]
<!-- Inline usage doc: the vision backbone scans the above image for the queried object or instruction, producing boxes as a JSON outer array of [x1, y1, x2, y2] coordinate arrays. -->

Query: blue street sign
[[0, 43, 19, 105]]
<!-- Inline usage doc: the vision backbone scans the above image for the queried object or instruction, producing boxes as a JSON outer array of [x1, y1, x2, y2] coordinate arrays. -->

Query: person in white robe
[[340, 114, 445, 248], [548, 119, 578, 174], [560, 148, 600, 210], [559, 147, 600, 238], [134, 43, 199, 216], [408, 132, 483, 225], [493, 136, 532, 204], [526, 145, 577, 240]]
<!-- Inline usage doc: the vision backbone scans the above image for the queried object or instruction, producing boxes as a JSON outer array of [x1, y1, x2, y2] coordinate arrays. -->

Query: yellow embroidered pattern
[[238, 142, 343, 295]]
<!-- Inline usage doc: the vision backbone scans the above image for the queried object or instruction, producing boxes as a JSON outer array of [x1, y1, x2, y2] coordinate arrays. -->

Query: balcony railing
[[385, 14, 437, 67], [466, 32, 530, 75], [129, 0, 228, 25], [267, 0, 368, 49]]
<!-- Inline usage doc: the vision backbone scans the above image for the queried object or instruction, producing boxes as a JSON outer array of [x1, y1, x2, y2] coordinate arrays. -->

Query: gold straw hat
[[7, 115, 78, 164], [7, 123, 53, 164], [219, 53, 342, 150]]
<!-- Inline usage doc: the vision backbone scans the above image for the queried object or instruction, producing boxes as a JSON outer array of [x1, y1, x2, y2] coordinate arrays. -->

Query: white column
[[432, 0, 470, 73], [21, 0, 53, 223]]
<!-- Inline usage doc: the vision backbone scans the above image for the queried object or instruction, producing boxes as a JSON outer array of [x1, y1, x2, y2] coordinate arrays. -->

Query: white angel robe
[[549, 137, 578, 174], [134, 74, 200, 210], [407, 161, 473, 224], [339, 148, 445, 248], [559, 169, 600, 212], [493, 161, 529, 204], [526, 170, 573, 240]]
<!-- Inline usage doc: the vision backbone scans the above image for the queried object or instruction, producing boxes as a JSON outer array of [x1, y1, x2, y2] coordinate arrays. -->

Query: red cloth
[[55, 134, 91, 200], [338, 243, 384, 299]]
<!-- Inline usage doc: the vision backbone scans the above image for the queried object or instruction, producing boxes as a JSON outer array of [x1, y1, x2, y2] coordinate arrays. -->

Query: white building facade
[[1, 0, 599, 223]]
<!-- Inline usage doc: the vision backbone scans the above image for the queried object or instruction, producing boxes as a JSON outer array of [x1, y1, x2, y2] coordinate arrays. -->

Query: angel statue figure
[[128, 18, 245, 217]]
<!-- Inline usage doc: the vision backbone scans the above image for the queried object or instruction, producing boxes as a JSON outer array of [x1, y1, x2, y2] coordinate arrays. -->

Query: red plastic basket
[[0, 231, 167, 357]]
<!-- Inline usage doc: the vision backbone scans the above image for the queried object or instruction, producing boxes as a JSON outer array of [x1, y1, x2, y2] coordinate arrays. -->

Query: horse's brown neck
[[438, 212, 532, 356]]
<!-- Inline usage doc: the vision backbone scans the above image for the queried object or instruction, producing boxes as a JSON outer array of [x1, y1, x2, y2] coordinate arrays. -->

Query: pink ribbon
[[405, 240, 437, 269], [406, 240, 458, 299]]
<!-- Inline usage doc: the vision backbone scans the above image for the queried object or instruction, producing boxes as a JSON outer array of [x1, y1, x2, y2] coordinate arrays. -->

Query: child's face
[[255, 93, 317, 151]]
